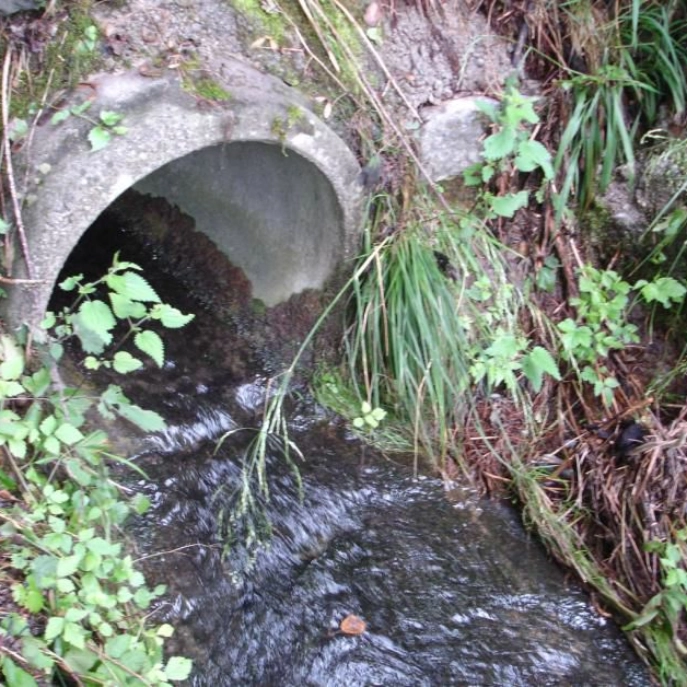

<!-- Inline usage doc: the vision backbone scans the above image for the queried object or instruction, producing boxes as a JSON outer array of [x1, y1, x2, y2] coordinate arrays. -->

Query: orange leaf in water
[[340, 614, 367, 635]]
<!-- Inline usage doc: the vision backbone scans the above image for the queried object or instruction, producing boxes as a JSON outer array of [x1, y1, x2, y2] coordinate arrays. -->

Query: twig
[[2, 48, 34, 279]]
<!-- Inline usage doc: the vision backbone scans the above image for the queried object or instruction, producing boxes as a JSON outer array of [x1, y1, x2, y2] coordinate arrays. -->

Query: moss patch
[[6, 1, 103, 119]]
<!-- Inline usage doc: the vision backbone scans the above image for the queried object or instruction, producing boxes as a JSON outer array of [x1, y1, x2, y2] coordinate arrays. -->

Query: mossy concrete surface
[[3, 58, 362, 332]]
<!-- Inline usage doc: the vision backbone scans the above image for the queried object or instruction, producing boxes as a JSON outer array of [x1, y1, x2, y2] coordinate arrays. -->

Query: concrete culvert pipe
[[3, 59, 362, 333]]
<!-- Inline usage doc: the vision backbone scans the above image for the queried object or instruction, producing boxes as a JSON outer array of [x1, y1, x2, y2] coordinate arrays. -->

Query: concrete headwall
[[3, 58, 362, 331]]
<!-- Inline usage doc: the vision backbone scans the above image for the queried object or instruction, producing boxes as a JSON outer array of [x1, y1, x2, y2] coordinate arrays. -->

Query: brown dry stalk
[[1, 47, 34, 279]]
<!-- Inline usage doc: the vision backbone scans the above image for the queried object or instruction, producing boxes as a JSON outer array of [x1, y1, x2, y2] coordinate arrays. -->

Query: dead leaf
[[250, 35, 278, 51], [340, 614, 367, 635]]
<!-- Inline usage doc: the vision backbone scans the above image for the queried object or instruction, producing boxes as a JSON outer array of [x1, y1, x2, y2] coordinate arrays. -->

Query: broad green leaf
[[370, 407, 386, 422], [115, 402, 166, 432], [88, 126, 111, 151], [489, 190, 529, 218], [24, 367, 50, 396], [109, 292, 147, 319], [40, 414, 57, 436], [521, 346, 561, 392], [0, 335, 24, 381], [105, 634, 131, 659], [54, 422, 84, 446], [151, 303, 195, 328], [73, 300, 116, 354], [483, 127, 517, 161], [157, 623, 175, 638], [106, 271, 160, 303], [133, 586, 155, 608], [22, 587, 44, 613], [352, 417, 365, 429], [1, 656, 38, 687], [128, 570, 145, 588], [7, 437, 26, 459], [0, 466, 17, 491], [44, 616, 65, 642], [86, 537, 120, 556], [99, 110, 124, 127], [485, 333, 520, 359], [515, 139, 554, 178], [0, 380, 25, 398], [165, 656, 193, 681], [43, 435, 60, 455], [84, 356, 101, 370], [20, 636, 54, 671], [57, 554, 81, 578], [63, 648, 98, 674], [637, 277, 687, 308], [63, 621, 87, 650], [119, 648, 149, 673], [51, 109, 71, 125], [113, 351, 143, 374], [462, 162, 483, 186], [134, 330, 164, 367]]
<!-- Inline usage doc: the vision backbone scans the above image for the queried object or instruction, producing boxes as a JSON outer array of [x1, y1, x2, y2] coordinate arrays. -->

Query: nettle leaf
[[489, 190, 529, 218], [134, 330, 164, 367], [483, 127, 517, 161], [59, 275, 82, 292], [113, 351, 143, 374], [88, 126, 112, 152], [106, 271, 160, 303], [462, 162, 483, 186], [99, 110, 124, 127], [151, 303, 195, 328], [73, 300, 116, 354], [515, 139, 554, 178], [522, 346, 561, 392], [165, 655, 193, 681], [109, 292, 147, 320]]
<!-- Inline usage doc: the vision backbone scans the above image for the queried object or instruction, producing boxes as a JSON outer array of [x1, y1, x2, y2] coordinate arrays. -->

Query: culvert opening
[[50, 141, 349, 377]]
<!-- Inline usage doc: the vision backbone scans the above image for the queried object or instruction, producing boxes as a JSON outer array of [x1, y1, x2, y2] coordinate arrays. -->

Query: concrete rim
[[4, 61, 362, 331]]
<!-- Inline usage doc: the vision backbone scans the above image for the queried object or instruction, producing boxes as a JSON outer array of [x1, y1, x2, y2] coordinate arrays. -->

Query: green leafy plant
[[557, 265, 686, 405], [352, 401, 386, 431], [74, 24, 99, 56], [464, 83, 554, 219], [46, 252, 194, 377], [0, 256, 195, 685], [553, 2, 687, 216], [51, 101, 128, 152], [625, 529, 687, 659]]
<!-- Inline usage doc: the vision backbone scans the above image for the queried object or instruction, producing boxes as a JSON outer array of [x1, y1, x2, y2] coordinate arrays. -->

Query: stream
[[57, 215, 651, 686]]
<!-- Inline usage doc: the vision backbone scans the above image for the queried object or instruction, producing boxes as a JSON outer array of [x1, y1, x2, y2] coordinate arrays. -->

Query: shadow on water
[[54, 212, 651, 686]]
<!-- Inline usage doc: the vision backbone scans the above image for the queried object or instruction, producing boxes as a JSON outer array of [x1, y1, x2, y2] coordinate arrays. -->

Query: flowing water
[[58, 216, 651, 686]]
